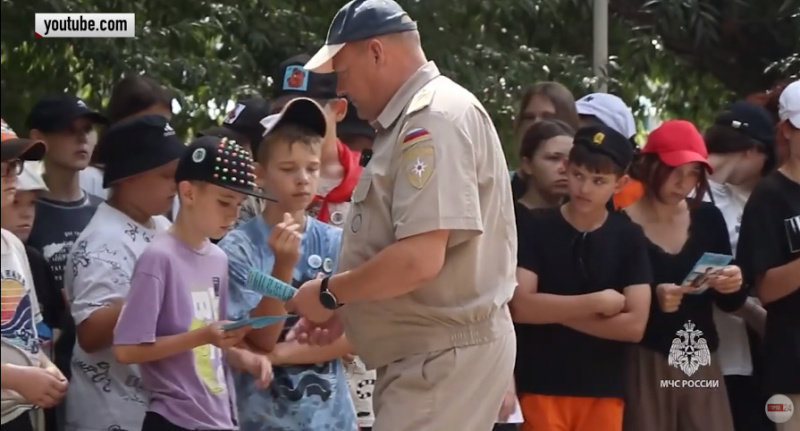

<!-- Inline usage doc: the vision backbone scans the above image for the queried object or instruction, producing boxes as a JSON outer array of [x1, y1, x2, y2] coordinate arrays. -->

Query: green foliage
[[2, 0, 798, 165]]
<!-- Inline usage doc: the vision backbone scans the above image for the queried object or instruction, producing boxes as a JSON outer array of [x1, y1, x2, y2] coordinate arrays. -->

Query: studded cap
[[175, 135, 276, 201]]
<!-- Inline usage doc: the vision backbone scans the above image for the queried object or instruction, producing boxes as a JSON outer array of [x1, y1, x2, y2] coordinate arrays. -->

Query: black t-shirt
[[736, 171, 800, 394], [624, 202, 748, 357], [514, 206, 653, 398], [25, 245, 64, 332], [511, 172, 526, 202]]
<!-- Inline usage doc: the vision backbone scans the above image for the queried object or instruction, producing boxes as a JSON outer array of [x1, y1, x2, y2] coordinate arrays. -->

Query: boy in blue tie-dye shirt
[[219, 98, 356, 431]]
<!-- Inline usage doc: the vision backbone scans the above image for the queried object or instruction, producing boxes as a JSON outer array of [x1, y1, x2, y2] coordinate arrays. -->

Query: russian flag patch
[[402, 127, 431, 147]]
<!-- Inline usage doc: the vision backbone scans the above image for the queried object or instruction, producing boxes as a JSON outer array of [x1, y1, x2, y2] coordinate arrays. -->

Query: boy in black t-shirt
[[737, 80, 800, 431], [511, 125, 652, 431]]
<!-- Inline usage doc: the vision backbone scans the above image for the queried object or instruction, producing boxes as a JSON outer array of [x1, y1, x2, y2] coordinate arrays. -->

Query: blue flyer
[[681, 252, 733, 294]]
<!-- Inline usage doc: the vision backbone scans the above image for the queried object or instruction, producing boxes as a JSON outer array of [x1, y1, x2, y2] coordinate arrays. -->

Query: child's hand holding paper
[[707, 265, 743, 294]]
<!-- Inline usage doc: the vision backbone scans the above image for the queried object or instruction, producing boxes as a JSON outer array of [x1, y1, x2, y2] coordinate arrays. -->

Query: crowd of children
[[1, 49, 798, 431]]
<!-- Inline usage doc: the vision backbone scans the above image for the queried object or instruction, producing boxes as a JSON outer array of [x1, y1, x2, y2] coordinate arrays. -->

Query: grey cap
[[305, 0, 418, 71]]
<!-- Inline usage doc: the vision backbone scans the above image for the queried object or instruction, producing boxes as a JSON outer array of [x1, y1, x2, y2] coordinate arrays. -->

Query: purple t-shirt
[[114, 233, 236, 430]]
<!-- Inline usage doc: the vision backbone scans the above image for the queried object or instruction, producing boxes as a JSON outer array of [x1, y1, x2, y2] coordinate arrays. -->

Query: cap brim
[[219, 183, 277, 203], [657, 149, 713, 173], [304, 44, 346, 73], [261, 97, 328, 139], [1, 138, 47, 162]]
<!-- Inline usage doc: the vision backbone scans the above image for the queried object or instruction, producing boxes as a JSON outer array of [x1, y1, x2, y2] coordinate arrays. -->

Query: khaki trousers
[[623, 345, 735, 431], [372, 332, 516, 431]]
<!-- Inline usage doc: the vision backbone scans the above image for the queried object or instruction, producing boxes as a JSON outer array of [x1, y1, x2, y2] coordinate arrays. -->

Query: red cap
[[642, 120, 712, 173]]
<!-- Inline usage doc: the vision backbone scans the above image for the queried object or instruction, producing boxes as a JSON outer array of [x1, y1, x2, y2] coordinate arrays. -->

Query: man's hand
[[497, 383, 517, 422], [205, 323, 252, 350], [285, 277, 335, 323], [268, 213, 302, 270], [591, 289, 627, 316], [285, 316, 345, 346], [656, 284, 692, 313], [14, 366, 68, 408], [708, 265, 742, 294]]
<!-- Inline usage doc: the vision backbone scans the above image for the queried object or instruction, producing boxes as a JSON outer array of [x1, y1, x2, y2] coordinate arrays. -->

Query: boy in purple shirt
[[113, 137, 274, 431]]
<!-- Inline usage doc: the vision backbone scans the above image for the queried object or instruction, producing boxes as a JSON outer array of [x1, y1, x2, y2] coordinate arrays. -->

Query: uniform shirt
[[1, 229, 42, 424], [514, 206, 652, 398], [337, 62, 517, 370], [218, 216, 356, 431], [114, 233, 236, 430], [736, 170, 800, 394], [64, 203, 171, 431], [624, 202, 749, 357]]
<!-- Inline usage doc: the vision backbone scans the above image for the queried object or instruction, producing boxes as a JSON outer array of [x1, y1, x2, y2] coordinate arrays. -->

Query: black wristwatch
[[319, 276, 342, 310]]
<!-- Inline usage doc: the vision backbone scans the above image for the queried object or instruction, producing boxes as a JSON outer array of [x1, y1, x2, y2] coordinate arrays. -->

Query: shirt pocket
[[346, 176, 372, 237]]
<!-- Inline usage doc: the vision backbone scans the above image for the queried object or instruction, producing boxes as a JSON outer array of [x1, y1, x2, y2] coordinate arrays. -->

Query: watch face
[[320, 291, 339, 310]]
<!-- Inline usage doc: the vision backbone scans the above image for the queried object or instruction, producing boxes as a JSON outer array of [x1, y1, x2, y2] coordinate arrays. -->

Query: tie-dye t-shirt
[[219, 216, 356, 431], [114, 233, 236, 430]]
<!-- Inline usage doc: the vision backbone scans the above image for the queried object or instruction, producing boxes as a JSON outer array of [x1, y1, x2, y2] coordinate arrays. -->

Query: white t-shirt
[[63, 203, 171, 431], [79, 166, 107, 200], [704, 180, 753, 376], [1, 229, 42, 424]]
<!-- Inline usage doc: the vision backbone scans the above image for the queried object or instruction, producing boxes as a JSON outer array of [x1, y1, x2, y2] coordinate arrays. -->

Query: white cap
[[779, 80, 800, 128], [576, 93, 637, 139], [17, 161, 48, 192]]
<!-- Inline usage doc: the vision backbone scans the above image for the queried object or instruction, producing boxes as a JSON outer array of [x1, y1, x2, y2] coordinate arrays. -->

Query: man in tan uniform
[[286, 1, 517, 429]]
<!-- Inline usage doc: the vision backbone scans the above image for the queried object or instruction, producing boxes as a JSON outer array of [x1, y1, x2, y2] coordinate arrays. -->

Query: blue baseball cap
[[305, 0, 418, 71]]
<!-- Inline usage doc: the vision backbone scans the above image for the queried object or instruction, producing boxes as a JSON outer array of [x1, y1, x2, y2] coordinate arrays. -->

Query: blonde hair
[[257, 123, 323, 163]]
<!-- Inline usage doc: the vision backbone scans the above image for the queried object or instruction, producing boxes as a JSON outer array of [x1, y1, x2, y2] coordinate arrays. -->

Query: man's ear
[[614, 174, 631, 193], [332, 98, 348, 123], [29, 129, 45, 141]]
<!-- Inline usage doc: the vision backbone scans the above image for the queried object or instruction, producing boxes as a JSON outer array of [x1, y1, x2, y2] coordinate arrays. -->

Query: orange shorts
[[519, 393, 623, 431]]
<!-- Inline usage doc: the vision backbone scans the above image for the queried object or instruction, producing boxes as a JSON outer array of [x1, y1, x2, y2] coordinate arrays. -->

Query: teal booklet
[[246, 268, 297, 301], [222, 314, 294, 331]]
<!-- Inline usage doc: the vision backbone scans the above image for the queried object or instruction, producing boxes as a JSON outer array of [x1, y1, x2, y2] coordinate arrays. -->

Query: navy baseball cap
[[198, 97, 271, 148], [713, 101, 775, 147], [176, 136, 274, 201], [305, 0, 418, 71], [273, 54, 338, 100], [573, 124, 634, 171], [97, 115, 185, 188], [26, 94, 108, 132]]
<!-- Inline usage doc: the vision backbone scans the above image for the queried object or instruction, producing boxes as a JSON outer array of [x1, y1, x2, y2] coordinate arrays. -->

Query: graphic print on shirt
[[1, 270, 39, 354], [785, 215, 800, 253], [40, 230, 82, 285], [191, 286, 226, 394], [271, 275, 335, 402], [69, 240, 128, 284]]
